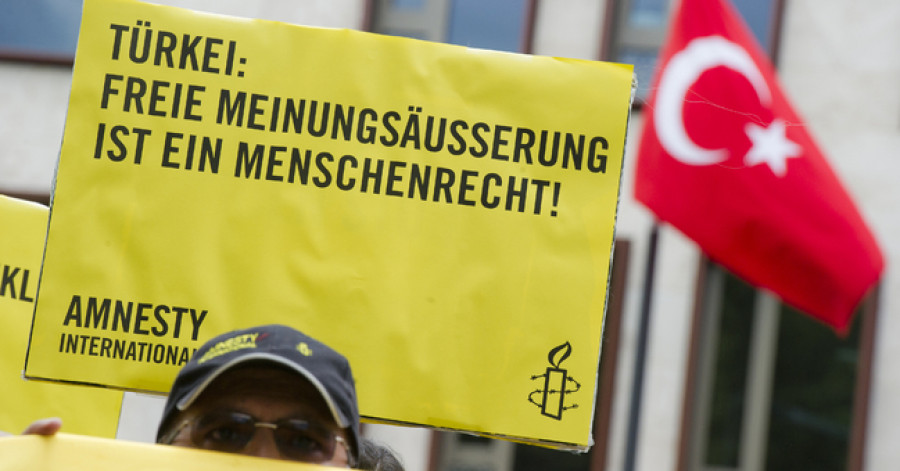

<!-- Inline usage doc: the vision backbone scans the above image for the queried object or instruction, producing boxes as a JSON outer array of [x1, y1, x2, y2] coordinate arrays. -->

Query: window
[[605, 0, 783, 102], [0, 0, 83, 63], [369, 0, 532, 53], [679, 262, 876, 471]]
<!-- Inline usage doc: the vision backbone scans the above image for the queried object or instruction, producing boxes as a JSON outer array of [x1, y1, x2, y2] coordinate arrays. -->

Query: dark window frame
[[0, 0, 83, 65], [365, 0, 537, 54], [676, 256, 878, 471], [598, 0, 787, 108]]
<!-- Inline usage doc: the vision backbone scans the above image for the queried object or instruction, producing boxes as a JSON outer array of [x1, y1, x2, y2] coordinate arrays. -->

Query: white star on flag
[[743, 119, 802, 177]]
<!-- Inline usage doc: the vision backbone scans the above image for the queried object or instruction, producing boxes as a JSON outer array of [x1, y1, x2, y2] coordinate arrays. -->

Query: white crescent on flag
[[654, 35, 772, 166]]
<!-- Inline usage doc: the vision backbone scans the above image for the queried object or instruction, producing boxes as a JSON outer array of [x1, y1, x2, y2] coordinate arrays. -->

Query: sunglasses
[[161, 410, 353, 466]]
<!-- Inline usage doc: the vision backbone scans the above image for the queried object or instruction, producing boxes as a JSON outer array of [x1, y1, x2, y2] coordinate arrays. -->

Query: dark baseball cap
[[156, 324, 360, 463]]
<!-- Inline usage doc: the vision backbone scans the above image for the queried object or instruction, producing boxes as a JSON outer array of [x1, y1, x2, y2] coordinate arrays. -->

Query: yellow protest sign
[[0, 434, 332, 470], [26, 0, 633, 449], [0, 195, 122, 437]]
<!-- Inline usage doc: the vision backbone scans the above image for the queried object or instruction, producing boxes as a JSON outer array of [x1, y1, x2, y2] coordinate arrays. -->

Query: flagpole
[[622, 221, 660, 471]]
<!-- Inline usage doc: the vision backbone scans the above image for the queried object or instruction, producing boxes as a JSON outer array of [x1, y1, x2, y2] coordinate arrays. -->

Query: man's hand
[[23, 417, 62, 435], [0, 417, 63, 437]]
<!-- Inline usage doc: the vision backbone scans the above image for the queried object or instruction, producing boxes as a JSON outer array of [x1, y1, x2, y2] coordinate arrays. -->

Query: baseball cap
[[156, 324, 360, 463]]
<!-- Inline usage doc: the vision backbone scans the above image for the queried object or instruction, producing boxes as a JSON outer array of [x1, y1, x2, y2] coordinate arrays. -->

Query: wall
[[777, 1, 900, 469], [0, 62, 70, 193], [2, 1, 898, 470], [533, 1, 900, 470]]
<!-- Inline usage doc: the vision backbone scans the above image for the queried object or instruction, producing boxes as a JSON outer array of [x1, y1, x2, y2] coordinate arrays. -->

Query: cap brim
[[174, 352, 351, 429]]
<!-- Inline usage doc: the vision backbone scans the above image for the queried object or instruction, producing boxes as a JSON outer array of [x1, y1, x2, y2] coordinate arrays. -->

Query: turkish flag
[[634, 0, 883, 331]]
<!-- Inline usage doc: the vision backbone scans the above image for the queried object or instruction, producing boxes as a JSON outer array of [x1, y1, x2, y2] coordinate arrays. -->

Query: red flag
[[634, 0, 883, 332]]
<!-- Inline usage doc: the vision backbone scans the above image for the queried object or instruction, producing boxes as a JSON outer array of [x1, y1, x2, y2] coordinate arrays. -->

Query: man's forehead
[[210, 363, 305, 384], [191, 365, 332, 419]]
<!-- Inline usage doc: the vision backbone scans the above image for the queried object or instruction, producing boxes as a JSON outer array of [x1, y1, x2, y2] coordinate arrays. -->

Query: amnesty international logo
[[528, 341, 581, 420]]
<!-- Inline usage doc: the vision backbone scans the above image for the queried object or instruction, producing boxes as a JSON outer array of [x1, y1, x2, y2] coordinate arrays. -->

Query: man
[[155, 324, 360, 468], [9, 324, 362, 469]]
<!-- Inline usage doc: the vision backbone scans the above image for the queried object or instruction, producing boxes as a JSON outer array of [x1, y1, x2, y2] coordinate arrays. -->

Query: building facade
[[1, 1, 897, 470]]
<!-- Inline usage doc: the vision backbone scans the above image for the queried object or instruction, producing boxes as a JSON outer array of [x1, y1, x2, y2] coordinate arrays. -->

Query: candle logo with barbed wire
[[528, 341, 581, 420]]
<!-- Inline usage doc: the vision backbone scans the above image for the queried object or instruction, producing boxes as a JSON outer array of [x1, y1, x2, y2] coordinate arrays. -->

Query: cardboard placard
[[0, 434, 330, 470], [1, 195, 121, 437], [26, 0, 633, 449]]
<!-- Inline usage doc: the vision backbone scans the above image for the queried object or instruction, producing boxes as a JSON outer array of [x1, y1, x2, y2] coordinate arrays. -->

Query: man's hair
[[358, 437, 405, 471]]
